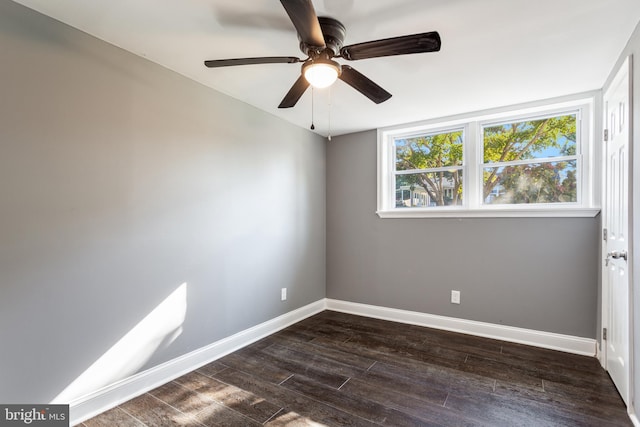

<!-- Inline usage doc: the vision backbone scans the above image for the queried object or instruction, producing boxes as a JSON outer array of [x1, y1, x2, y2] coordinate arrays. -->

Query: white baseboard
[[69, 299, 326, 426], [326, 299, 597, 357], [630, 413, 640, 427], [70, 298, 599, 425]]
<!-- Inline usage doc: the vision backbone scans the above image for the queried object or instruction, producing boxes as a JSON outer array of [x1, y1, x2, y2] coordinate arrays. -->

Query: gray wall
[[605, 18, 640, 418], [327, 129, 599, 338], [0, 1, 325, 404]]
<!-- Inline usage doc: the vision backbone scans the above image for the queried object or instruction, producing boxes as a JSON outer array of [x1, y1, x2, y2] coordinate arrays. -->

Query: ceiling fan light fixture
[[303, 59, 341, 88]]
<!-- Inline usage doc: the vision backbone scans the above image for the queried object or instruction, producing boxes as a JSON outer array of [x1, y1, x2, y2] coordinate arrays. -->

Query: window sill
[[376, 207, 601, 219]]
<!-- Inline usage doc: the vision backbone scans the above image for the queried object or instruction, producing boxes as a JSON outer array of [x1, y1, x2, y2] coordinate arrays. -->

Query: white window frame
[[392, 125, 466, 208], [377, 95, 601, 218]]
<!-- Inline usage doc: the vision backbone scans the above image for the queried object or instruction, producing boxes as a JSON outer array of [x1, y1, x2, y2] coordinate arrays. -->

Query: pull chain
[[310, 87, 315, 130], [327, 86, 332, 141]]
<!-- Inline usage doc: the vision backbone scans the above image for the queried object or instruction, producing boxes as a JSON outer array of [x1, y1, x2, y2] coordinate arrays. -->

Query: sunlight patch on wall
[[52, 283, 188, 404]]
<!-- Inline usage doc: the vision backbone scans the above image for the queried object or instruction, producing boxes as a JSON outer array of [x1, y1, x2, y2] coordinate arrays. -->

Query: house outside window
[[377, 96, 599, 218]]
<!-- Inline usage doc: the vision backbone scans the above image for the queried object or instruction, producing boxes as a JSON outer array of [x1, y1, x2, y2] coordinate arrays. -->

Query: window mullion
[[396, 166, 463, 175], [465, 122, 480, 209], [483, 156, 578, 168]]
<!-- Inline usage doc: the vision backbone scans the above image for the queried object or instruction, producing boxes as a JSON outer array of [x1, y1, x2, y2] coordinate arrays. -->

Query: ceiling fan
[[204, 0, 441, 108]]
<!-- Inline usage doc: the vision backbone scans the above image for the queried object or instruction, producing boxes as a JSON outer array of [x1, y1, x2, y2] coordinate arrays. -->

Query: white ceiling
[[12, 0, 640, 136]]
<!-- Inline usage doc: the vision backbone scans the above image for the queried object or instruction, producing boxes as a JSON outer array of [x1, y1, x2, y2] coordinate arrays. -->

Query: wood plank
[[339, 377, 484, 427], [82, 406, 145, 427], [281, 373, 446, 426], [148, 381, 262, 427], [119, 393, 204, 426], [172, 371, 282, 424], [214, 368, 379, 427]]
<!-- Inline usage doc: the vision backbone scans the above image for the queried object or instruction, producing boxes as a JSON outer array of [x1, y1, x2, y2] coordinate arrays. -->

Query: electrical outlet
[[451, 290, 461, 304], [281, 288, 287, 301]]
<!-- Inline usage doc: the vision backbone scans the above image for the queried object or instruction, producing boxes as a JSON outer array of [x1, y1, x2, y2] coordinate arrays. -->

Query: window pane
[[396, 171, 463, 207], [483, 161, 577, 205], [483, 114, 576, 163], [395, 130, 463, 171]]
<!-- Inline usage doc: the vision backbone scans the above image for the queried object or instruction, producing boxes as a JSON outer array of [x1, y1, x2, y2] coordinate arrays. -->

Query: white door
[[603, 56, 631, 405]]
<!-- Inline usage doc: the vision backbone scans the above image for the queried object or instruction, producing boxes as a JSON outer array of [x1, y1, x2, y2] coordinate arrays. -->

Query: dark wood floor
[[80, 310, 631, 426]]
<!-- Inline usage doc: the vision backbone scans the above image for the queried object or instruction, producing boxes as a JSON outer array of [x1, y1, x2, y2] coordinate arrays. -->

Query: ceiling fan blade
[[280, 0, 325, 48], [340, 31, 441, 61], [204, 57, 301, 68], [278, 75, 310, 108], [339, 65, 392, 104]]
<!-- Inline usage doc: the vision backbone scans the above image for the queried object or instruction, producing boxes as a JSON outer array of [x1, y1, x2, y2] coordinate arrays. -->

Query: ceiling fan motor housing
[[299, 17, 346, 57]]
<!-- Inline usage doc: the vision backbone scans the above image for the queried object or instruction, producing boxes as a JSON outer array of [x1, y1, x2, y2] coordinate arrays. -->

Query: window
[[482, 113, 578, 205], [394, 129, 464, 208], [377, 97, 599, 218]]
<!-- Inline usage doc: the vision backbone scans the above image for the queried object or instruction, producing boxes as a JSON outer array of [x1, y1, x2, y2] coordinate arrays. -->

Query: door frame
[[600, 55, 634, 412]]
